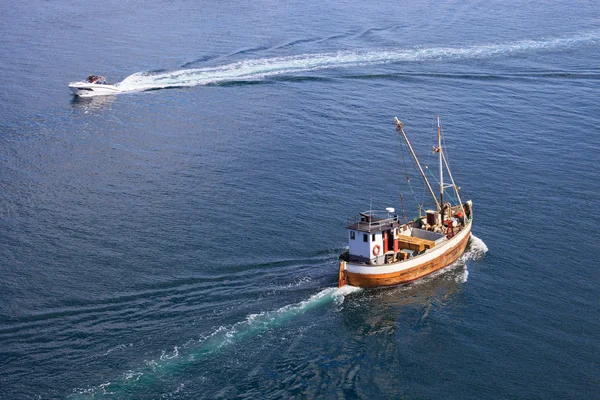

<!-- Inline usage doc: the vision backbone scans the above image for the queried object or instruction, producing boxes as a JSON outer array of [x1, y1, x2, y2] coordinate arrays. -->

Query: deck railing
[[346, 210, 401, 232]]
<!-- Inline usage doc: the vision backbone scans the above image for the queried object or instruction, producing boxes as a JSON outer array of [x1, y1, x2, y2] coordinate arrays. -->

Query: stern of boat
[[337, 261, 347, 288]]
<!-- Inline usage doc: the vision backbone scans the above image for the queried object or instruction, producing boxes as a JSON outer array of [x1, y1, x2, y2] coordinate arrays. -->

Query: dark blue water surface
[[1, 1, 599, 398]]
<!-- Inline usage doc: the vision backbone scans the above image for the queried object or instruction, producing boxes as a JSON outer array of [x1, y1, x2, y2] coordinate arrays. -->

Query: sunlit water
[[0, 0, 598, 398]]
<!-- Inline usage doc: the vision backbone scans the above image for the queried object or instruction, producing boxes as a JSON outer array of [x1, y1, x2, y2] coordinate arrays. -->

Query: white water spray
[[462, 234, 489, 262], [71, 285, 361, 398], [114, 31, 600, 93], [449, 233, 488, 283]]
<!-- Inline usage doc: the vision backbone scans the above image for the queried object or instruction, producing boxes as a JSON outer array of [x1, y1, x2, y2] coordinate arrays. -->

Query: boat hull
[[341, 221, 472, 288], [68, 82, 120, 97]]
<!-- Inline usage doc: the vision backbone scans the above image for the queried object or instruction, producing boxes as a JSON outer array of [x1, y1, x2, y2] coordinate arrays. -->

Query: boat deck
[[396, 235, 436, 252]]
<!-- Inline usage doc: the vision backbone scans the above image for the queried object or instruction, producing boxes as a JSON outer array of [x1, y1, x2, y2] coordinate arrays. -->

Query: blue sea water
[[1, 0, 599, 398]]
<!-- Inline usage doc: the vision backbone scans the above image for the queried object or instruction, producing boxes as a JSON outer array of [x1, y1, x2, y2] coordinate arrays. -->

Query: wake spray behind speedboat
[[69, 74, 120, 96]]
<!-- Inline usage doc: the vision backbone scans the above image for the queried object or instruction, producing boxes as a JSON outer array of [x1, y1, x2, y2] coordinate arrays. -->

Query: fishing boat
[[338, 117, 473, 288]]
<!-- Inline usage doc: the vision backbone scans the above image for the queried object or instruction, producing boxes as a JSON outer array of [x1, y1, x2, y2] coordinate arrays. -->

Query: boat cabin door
[[384, 229, 399, 253]]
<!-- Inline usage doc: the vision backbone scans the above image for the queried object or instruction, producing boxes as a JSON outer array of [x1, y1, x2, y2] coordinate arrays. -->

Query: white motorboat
[[68, 75, 120, 96]]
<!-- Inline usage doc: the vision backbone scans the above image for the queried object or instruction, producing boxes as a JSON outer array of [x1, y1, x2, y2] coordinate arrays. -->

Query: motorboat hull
[[68, 82, 120, 97], [339, 221, 472, 288]]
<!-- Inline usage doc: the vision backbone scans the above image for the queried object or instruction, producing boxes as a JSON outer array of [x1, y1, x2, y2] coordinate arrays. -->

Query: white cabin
[[346, 210, 405, 265]]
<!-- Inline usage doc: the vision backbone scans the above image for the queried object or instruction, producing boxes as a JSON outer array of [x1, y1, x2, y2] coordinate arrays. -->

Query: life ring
[[373, 245, 381, 256]]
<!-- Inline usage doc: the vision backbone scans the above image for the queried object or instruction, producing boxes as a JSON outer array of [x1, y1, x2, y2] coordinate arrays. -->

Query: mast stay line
[[394, 117, 441, 211]]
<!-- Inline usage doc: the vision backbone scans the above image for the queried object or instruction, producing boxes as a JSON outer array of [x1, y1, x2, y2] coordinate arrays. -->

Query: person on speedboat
[[85, 74, 109, 84]]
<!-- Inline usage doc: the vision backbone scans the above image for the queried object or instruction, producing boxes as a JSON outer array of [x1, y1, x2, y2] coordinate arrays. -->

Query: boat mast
[[441, 151, 466, 224], [438, 116, 444, 222], [394, 117, 441, 212]]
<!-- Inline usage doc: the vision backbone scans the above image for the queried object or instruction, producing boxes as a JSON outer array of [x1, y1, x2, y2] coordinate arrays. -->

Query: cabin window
[[363, 234, 368, 242], [372, 234, 376, 241], [350, 231, 355, 240]]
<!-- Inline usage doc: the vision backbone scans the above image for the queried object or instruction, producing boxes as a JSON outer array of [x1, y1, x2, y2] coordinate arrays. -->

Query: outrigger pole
[[394, 117, 441, 212]]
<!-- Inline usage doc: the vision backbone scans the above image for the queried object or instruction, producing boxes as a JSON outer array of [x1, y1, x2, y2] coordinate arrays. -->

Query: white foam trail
[[457, 268, 469, 283], [70, 285, 361, 398], [100, 343, 131, 357], [449, 233, 488, 282], [214, 285, 362, 349], [123, 371, 143, 381], [115, 31, 600, 93], [462, 234, 489, 262], [420, 233, 487, 284], [176, 285, 361, 359]]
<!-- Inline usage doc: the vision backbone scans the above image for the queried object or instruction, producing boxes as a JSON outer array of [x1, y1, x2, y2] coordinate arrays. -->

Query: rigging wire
[[397, 116, 468, 216], [440, 120, 472, 201], [425, 166, 458, 205], [429, 116, 461, 207], [397, 129, 428, 215]]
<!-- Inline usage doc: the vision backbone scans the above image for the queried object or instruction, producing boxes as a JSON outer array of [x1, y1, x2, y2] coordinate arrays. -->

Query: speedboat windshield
[[85, 75, 109, 84]]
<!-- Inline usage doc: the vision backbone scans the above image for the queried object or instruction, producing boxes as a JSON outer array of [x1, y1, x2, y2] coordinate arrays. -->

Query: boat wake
[[449, 233, 488, 283], [113, 31, 600, 93], [70, 285, 361, 398], [70, 235, 487, 397], [415, 233, 487, 285], [462, 234, 489, 262]]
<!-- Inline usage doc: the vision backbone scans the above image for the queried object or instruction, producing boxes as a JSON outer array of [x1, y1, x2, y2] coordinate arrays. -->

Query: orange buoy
[[373, 245, 381, 256]]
